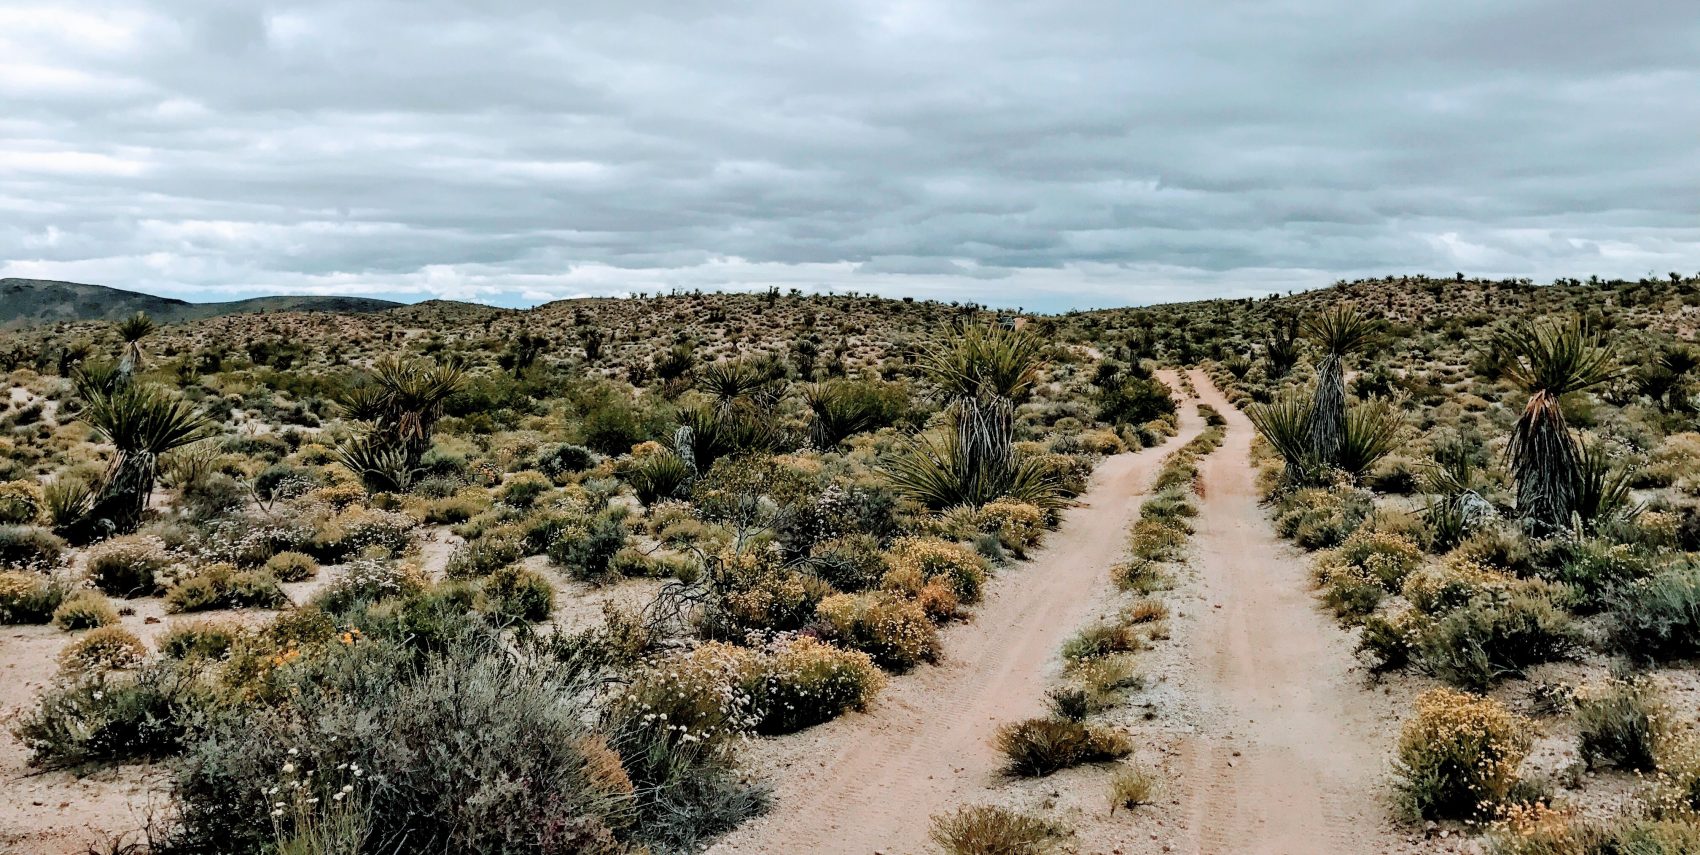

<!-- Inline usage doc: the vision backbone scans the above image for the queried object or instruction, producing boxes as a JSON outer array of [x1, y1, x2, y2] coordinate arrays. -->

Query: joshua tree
[[1637, 344, 1698, 412], [1302, 305, 1379, 468], [337, 357, 467, 476], [115, 311, 156, 380], [1500, 317, 1618, 531], [72, 379, 209, 539]]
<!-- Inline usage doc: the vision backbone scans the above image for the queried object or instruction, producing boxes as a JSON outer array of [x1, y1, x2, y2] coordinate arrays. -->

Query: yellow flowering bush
[[711, 568, 831, 636], [884, 536, 987, 603], [977, 499, 1047, 555], [0, 479, 45, 525], [1333, 529, 1423, 588], [740, 636, 884, 735], [815, 592, 937, 671], [1393, 688, 1534, 820], [303, 482, 366, 510], [1402, 557, 1517, 615]]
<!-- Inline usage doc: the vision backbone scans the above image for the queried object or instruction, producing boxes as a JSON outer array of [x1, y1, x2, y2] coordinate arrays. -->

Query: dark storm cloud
[[3, 0, 1698, 310]]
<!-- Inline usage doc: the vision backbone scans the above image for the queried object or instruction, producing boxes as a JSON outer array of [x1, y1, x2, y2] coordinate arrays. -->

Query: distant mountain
[[0, 279, 404, 329]]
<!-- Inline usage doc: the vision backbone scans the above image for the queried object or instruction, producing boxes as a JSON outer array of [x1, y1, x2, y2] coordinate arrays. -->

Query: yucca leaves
[[1303, 305, 1382, 468], [1337, 398, 1404, 477], [71, 381, 209, 539], [917, 323, 1046, 403], [1249, 391, 1401, 485], [1247, 393, 1317, 485], [337, 357, 467, 475], [1500, 317, 1618, 530]]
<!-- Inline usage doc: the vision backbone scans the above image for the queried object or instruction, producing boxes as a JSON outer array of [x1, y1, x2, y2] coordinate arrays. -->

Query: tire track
[[708, 373, 1204, 855]]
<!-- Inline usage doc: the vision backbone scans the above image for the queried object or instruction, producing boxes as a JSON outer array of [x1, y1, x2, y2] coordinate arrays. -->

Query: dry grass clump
[[1107, 763, 1159, 813], [929, 805, 1062, 855], [995, 716, 1132, 777]]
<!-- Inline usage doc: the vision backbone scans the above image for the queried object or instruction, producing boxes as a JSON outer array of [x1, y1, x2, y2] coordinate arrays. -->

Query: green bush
[[496, 471, 554, 508], [0, 524, 65, 570], [994, 716, 1131, 777], [1413, 593, 1582, 690], [84, 534, 173, 596], [549, 516, 628, 582], [805, 534, 889, 592], [171, 635, 647, 855], [0, 479, 45, 524], [165, 564, 288, 613], [476, 564, 555, 624], [262, 550, 319, 582], [1273, 488, 1372, 550], [1576, 676, 1668, 772], [1609, 566, 1700, 661], [815, 592, 938, 671], [159, 620, 244, 661], [0, 570, 71, 623], [445, 528, 525, 579], [17, 659, 213, 772], [309, 557, 425, 615], [52, 589, 119, 630]]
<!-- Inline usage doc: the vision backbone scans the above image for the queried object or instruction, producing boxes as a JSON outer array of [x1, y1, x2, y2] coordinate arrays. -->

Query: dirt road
[[1171, 369, 1400, 854], [709, 373, 1204, 855]]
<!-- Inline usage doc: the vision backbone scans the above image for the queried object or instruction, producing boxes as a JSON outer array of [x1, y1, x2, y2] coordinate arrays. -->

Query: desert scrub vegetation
[[3, 297, 1142, 850], [1392, 688, 1536, 821], [929, 804, 1063, 855]]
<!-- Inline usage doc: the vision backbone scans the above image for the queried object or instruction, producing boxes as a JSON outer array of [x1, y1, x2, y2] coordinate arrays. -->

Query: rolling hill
[[0, 278, 404, 329]]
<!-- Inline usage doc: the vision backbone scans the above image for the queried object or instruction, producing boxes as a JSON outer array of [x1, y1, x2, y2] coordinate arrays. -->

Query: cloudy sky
[[3, 0, 1698, 311]]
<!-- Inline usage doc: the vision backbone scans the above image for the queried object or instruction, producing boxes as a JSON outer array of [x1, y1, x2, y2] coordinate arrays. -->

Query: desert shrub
[[708, 567, 831, 637], [1112, 558, 1164, 593], [1127, 518, 1187, 562], [0, 524, 65, 569], [497, 470, 554, 508], [53, 589, 119, 630], [173, 635, 644, 855], [1455, 526, 1538, 577], [995, 716, 1131, 776], [1273, 488, 1372, 550], [262, 550, 318, 582], [0, 570, 72, 623], [885, 536, 988, 603], [1486, 811, 1700, 855], [447, 527, 527, 581], [1107, 765, 1158, 813], [536, 443, 594, 479], [476, 564, 555, 624], [1356, 611, 1417, 673], [741, 636, 884, 735], [1402, 557, 1518, 615], [1413, 592, 1582, 690], [0, 479, 45, 524], [549, 516, 628, 582], [57, 625, 147, 674], [1607, 566, 1700, 661], [159, 620, 244, 661], [1392, 688, 1533, 820], [806, 534, 889, 592], [18, 659, 212, 771], [1061, 621, 1141, 663], [815, 592, 938, 671], [310, 557, 427, 615], [929, 805, 1061, 855], [1333, 529, 1423, 588], [977, 499, 1047, 555], [165, 564, 287, 613], [423, 489, 489, 524], [306, 505, 415, 562], [1576, 676, 1669, 772], [606, 644, 768, 852], [1544, 538, 1650, 609], [85, 534, 173, 596]]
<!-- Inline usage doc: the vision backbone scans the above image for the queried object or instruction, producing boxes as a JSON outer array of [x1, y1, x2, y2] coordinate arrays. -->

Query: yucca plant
[[115, 311, 156, 380], [802, 380, 904, 448], [73, 381, 210, 539], [1500, 317, 1618, 531], [885, 431, 1066, 510], [1337, 398, 1405, 479], [337, 357, 466, 472], [1264, 312, 1302, 378], [1247, 393, 1317, 486], [673, 403, 783, 473], [696, 359, 768, 411], [334, 434, 419, 493], [887, 324, 1056, 508], [1302, 305, 1380, 468], [628, 451, 691, 506], [1573, 441, 1637, 529]]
